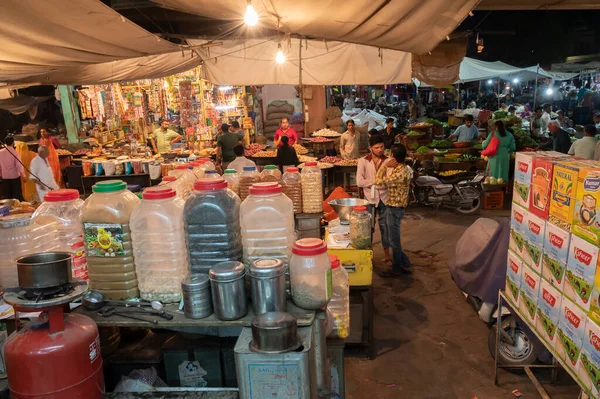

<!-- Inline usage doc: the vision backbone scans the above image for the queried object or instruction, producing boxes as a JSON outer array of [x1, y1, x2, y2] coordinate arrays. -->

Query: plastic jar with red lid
[[289, 238, 332, 309]]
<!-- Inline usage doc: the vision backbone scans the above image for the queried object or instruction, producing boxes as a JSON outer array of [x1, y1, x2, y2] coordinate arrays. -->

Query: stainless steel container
[[250, 311, 300, 353], [15, 252, 72, 289], [249, 259, 286, 315], [208, 261, 247, 320], [181, 274, 212, 319]]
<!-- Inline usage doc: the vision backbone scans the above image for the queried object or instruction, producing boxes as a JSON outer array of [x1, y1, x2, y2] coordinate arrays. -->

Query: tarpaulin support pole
[[58, 85, 80, 144], [299, 38, 306, 137], [533, 64, 540, 109]]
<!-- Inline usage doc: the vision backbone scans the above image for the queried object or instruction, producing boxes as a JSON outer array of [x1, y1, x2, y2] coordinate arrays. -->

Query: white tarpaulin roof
[[192, 38, 412, 85], [0, 0, 185, 83], [477, 0, 600, 9], [154, 0, 479, 54]]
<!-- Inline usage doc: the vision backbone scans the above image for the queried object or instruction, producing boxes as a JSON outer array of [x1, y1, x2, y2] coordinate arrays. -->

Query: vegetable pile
[[510, 126, 539, 150], [416, 146, 431, 154], [429, 139, 453, 149], [439, 170, 467, 176], [407, 131, 423, 136]]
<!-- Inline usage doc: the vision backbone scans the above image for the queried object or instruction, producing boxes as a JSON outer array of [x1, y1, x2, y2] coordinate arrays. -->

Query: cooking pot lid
[[249, 259, 285, 278], [209, 261, 246, 281], [252, 311, 297, 329]]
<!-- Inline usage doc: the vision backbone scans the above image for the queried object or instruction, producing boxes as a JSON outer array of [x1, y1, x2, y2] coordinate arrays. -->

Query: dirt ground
[[344, 207, 581, 399]]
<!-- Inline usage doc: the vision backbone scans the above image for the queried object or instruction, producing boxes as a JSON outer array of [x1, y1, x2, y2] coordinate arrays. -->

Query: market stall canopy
[[154, 0, 479, 54], [190, 38, 412, 85], [0, 0, 184, 83], [477, 0, 600, 9], [0, 95, 53, 116]]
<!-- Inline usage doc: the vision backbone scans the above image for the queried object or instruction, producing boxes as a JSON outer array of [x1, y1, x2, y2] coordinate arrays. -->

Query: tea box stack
[[506, 153, 600, 394]]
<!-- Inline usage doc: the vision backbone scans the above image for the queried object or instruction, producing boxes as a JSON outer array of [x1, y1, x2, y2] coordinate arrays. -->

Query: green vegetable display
[[472, 143, 483, 150], [425, 118, 442, 126], [459, 153, 479, 161], [558, 328, 581, 365], [493, 110, 509, 120], [429, 139, 453, 149], [566, 270, 593, 304], [436, 157, 459, 163], [407, 131, 422, 136], [536, 309, 557, 340], [416, 146, 431, 154]]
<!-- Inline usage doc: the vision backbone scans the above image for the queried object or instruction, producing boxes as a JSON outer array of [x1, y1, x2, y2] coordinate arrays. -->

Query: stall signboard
[[549, 161, 588, 232], [565, 235, 599, 312], [572, 165, 600, 246], [520, 265, 540, 323], [578, 317, 600, 396], [506, 250, 522, 305], [535, 278, 562, 345], [556, 296, 587, 372], [242, 117, 253, 130], [513, 152, 536, 210]]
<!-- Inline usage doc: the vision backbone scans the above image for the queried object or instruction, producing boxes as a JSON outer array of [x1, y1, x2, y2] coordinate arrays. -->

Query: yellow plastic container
[[326, 248, 373, 286]]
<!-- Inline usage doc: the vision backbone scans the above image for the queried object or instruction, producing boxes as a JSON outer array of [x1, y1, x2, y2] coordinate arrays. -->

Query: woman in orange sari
[[14, 141, 39, 203], [39, 128, 62, 187]]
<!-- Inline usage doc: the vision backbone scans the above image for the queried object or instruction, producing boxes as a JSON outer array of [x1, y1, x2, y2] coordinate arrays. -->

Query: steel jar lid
[[182, 274, 210, 290], [208, 261, 246, 282], [249, 259, 286, 279]]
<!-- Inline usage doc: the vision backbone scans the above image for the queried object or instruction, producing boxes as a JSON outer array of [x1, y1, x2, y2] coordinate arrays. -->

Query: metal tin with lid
[[250, 311, 300, 353], [181, 274, 212, 319], [209, 261, 247, 320], [249, 259, 287, 315]]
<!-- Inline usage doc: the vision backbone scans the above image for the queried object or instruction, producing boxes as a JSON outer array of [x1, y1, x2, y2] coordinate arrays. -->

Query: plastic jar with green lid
[[222, 169, 240, 196], [261, 165, 282, 183], [81, 180, 141, 299]]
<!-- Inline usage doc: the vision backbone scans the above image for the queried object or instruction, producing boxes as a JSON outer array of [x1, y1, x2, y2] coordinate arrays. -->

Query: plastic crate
[[484, 191, 504, 210]]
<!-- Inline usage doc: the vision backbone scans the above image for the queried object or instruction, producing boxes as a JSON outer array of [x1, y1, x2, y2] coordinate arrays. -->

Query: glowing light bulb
[[244, 3, 258, 26], [513, 78, 519, 83], [546, 88, 553, 96], [276, 46, 286, 64], [487, 79, 493, 85]]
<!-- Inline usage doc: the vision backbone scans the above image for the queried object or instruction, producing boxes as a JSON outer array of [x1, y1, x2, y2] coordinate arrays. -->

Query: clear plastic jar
[[301, 162, 323, 213], [350, 206, 371, 249], [222, 169, 240, 196], [81, 180, 141, 299], [239, 166, 260, 202], [205, 170, 220, 179], [282, 167, 302, 214], [130, 186, 188, 303], [168, 164, 195, 199], [189, 161, 205, 180], [261, 165, 282, 183], [289, 238, 332, 309], [327, 255, 349, 338], [199, 157, 216, 171], [32, 189, 88, 280], [0, 214, 58, 289], [184, 178, 242, 273], [240, 182, 295, 266]]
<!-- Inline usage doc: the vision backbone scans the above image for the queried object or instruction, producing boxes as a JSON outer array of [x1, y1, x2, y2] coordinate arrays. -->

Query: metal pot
[[16, 252, 72, 289], [250, 312, 300, 354]]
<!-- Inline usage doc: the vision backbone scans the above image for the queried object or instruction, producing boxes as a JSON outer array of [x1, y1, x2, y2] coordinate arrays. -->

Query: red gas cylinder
[[5, 306, 104, 398]]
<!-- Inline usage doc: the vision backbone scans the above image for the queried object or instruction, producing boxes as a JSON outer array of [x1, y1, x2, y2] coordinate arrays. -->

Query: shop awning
[[153, 0, 480, 54], [191, 38, 412, 85], [0, 0, 184, 83], [477, 0, 600, 10]]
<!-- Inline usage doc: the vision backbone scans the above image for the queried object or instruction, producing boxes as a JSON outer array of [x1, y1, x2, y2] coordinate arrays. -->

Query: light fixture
[[276, 44, 286, 64], [487, 79, 493, 85], [218, 86, 233, 91], [244, 1, 258, 26], [513, 78, 519, 83], [505, 86, 510, 90], [546, 88, 554, 96]]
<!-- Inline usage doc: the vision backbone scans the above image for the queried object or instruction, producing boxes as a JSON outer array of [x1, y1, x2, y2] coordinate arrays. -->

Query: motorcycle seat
[[436, 174, 471, 184]]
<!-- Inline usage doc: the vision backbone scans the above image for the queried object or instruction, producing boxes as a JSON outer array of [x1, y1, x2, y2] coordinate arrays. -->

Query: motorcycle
[[410, 160, 485, 215]]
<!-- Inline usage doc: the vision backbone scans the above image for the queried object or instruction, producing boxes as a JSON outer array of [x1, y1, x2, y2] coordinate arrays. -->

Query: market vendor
[[273, 118, 298, 147], [151, 119, 181, 154], [217, 123, 244, 169], [29, 146, 59, 201], [539, 120, 570, 154], [448, 115, 478, 142], [275, 135, 299, 170], [39, 128, 61, 149], [340, 119, 361, 159]]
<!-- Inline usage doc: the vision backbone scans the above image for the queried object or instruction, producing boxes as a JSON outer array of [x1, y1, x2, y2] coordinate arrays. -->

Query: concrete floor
[[344, 207, 581, 399]]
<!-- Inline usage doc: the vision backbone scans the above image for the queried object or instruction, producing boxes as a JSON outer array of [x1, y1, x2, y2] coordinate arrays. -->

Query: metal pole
[[497, 79, 501, 109], [533, 64, 540, 109], [298, 38, 306, 137]]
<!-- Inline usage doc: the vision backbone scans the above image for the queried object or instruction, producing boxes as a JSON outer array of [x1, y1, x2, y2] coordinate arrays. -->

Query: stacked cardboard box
[[507, 153, 600, 396]]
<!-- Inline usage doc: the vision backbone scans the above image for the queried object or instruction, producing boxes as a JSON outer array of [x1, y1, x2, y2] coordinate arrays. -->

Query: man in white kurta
[[30, 146, 59, 201]]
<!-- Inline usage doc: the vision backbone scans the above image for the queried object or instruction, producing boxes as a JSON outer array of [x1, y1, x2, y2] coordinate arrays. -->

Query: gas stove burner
[[4, 280, 88, 310]]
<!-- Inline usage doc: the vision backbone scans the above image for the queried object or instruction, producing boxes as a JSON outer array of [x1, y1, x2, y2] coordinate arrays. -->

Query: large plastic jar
[[222, 169, 240, 196], [261, 165, 282, 183], [301, 162, 323, 213], [289, 238, 332, 309], [240, 182, 295, 267], [282, 167, 302, 214], [81, 180, 141, 299], [199, 157, 216, 171], [168, 164, 195, 199], [327, 255, 349, 338], [184, 178, 242, 274], [32, 189, 88, 280], [189, 161, 205, 179], [239, 166, 259, 202], [130, 186, 188, 303], [0, 214, 59, 289], [350, 206, 372, 249]]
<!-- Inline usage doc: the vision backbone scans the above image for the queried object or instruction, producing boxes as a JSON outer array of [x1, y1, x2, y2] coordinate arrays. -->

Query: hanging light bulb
[[276, 44, 286, 64], [244, 1, 258, 26], [513, 78, 519, 83]]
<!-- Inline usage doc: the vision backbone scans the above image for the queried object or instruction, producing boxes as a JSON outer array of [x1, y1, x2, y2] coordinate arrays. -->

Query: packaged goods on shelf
[[542, 222, 571, 289], [572, 165, 600, 246], [511, 204, 528, 234], [549, 161, 589, 232], [509, 228, 526, 259], [520, 265, 541, 323], [530, 155, 559, 220], [535, 278, 562, 345], [522, 215, 545, 275], [577, 317, 600, 396], [556, 296, 587, 373], [589, 267, 600, 325], [513, 152, 536, 210], [506, 251, 522, 305], [565, 235, 598, 312]]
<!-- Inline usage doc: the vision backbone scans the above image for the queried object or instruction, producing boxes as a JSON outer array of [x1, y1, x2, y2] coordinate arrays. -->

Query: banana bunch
[[439, 170, 467, 176]]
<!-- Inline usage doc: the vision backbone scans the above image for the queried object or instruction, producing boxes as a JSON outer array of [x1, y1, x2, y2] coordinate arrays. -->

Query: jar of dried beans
[[282, 167, 302, 213]]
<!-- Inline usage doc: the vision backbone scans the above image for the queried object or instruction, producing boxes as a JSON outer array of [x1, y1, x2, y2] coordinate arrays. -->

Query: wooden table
[[301, 138, 334, 158]]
